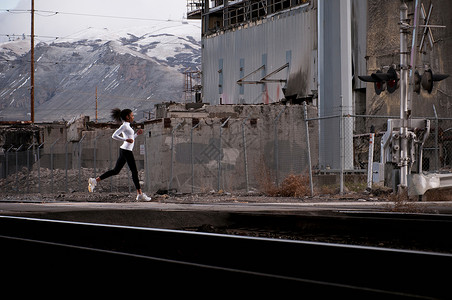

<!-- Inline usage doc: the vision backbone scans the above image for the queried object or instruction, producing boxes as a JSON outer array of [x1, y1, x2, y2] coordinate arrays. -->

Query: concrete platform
[[1, 199, 452, 229]]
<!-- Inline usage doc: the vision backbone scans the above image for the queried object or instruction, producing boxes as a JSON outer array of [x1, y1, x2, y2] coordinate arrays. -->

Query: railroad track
[[0, 215, 450, 298], [215, 210, 452, 253]]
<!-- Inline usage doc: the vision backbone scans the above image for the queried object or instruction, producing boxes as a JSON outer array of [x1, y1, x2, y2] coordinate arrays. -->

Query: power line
[[0, 9, 200, 24]]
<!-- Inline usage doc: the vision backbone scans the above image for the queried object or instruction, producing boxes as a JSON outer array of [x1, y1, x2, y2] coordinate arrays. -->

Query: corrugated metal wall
[[201, 3, 317, 105]]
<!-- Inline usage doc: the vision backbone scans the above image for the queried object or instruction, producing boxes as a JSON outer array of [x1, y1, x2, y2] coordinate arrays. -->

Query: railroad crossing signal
[[420, 69, 449, 94], [358, 66, 399, 95], [360, 67, 448, 95]]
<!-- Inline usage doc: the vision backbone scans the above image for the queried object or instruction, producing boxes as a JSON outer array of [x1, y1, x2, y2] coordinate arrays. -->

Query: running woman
[[88, 108, 151, 201]]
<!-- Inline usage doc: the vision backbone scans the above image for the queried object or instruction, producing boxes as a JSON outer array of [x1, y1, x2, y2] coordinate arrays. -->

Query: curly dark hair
[[111, 108, 132, 122]]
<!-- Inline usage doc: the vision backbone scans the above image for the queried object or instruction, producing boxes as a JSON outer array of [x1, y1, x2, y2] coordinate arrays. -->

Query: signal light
[[358, 67, 399, 95], [414, 70, 421, 94], [358, 70, 385, 95], [373, 70, 386, 95], [372, 67, 399, 93], [420, 69, 449, 93]]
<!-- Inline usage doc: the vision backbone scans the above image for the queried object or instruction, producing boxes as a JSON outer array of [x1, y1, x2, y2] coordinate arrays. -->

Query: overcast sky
[[0, 0, 197, 42]]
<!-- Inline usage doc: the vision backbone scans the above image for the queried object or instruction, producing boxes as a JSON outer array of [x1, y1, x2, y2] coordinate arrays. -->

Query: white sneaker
[[88, 178, 97, 193], [136, 193, 152, 201]]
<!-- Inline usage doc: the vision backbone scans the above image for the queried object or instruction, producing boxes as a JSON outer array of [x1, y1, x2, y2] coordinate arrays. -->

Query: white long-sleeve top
[[112, 122, 138, 151]]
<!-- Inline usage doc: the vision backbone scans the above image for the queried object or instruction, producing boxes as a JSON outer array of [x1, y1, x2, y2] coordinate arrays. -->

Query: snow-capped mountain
[[0, 22, 201, 122]]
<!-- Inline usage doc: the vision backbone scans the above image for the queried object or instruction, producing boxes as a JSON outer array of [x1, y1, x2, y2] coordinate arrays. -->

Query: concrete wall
[[0, 118, 145, 179], [1, 104, 319, 194], [37, 123, 143, 172], [144, 104, 318, 194]]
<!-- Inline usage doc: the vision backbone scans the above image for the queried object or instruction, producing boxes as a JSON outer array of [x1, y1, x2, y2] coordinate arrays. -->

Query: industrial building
[[184, 0, 452, 194], [186, 0, 368, 171]]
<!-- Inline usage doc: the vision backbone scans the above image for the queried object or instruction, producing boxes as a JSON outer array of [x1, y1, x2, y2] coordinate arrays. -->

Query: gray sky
[[0, 0, 197, 42]]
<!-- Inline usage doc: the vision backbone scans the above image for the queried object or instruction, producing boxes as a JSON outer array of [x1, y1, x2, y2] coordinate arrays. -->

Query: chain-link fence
[[145, 105, 315, 196], [0, 131, 146, 195], [307, 113, 452, 195], [2, 107, 451, 197]]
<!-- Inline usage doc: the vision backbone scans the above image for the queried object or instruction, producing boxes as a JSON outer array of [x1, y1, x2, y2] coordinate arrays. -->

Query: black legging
[[99, 148, 141, 190]]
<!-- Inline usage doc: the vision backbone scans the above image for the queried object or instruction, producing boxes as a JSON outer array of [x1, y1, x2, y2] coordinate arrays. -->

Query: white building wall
[[201, 4, 317, 105]]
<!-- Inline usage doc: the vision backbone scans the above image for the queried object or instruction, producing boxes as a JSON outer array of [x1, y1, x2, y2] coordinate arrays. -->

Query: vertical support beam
[[318, 0, 353, 171]]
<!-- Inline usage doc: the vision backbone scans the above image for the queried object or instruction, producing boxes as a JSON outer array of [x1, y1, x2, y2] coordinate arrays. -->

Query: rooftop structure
[[188, 0, 309, 36]]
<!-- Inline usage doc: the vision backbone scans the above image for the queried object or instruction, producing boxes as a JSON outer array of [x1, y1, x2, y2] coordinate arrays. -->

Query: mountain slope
[[0, 22, 201, 122]]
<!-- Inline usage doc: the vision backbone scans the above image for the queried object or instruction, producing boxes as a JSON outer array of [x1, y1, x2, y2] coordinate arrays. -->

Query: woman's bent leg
[[99, 149, 127, 180]]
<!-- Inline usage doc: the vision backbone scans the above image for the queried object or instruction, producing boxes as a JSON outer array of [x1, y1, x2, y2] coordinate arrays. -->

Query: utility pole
[[30, 0, 35, 123]]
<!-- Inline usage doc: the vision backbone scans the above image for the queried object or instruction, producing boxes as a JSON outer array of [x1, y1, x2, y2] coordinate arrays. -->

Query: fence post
[[144, 132, 149, 193], [93, 134, 102, 179], [274, 106, 286, 186], [78, 134, 86, 191], [5, 145, 13, 192], [26, 143, 35, 193], [65, 141, 69, 192], [37, 143, 44, 194], [169, 123, 182, 192], [242, 114, 251, 193], [50, 138, 60, 193], [303, 102, 314, 196], [15, 144, 23, 193], [109, 138, 113, 192], [340, 103, 344, 194], [218, 117, 230, 191], [367, 133, 375, 190], [191, 122, 200, 193], [433, 105, 439, 171]]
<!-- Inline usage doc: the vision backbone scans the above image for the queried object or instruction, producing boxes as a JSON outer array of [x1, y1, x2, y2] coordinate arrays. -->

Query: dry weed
[[279, 173, 310, 197], [385, 188, 424, 213], [258, 171, 310, 197]]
